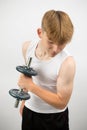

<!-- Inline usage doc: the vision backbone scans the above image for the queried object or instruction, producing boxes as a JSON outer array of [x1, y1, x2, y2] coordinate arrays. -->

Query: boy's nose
[[53, 45, 59, 52]]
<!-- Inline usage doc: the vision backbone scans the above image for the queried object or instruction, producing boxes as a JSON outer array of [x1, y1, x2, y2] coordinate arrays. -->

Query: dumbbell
[[9, 57, 37, 108]]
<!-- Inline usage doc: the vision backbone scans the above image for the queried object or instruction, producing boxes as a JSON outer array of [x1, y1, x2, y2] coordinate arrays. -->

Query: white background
[[0, 0, 87, 130]]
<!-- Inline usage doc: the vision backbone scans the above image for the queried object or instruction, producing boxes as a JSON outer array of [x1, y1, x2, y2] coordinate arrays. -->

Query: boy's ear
[[37, 28, 42, 38]]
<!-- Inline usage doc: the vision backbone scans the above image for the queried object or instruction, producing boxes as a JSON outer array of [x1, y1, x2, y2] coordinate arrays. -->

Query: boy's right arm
[[20, 100, 25, 116]]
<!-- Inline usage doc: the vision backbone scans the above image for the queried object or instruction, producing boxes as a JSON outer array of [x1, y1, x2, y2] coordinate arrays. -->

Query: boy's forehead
[[43, 30, 64, 45], [43, 32, 67, 46]]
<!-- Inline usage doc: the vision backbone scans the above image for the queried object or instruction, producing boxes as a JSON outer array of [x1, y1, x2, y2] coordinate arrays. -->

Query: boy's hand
[[17, 74, 34, 91]]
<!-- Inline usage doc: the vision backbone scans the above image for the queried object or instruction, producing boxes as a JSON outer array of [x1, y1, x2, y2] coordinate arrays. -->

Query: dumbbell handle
[[27, 57, 32, 68], [14, 89, 23, 108], [15, 99, 20, 108]]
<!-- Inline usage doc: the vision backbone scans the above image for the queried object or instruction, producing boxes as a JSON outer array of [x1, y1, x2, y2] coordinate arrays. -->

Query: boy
[[18, 9, 76, 130]]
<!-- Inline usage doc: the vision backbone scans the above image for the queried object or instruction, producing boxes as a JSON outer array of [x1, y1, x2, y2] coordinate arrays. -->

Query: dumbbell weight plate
[[9, 89, 30, 100], [16, 66, 37, 77]]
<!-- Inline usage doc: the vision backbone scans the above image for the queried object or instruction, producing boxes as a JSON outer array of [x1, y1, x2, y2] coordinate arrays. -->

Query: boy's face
[[37, 28, 66, 57]]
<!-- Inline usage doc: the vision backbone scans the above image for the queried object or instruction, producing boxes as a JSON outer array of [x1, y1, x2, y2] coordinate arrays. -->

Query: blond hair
[[41, 10, 74, 45]]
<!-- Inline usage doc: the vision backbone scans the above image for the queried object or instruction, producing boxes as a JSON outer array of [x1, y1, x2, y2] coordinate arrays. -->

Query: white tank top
[[25, 41, 70, 113]]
